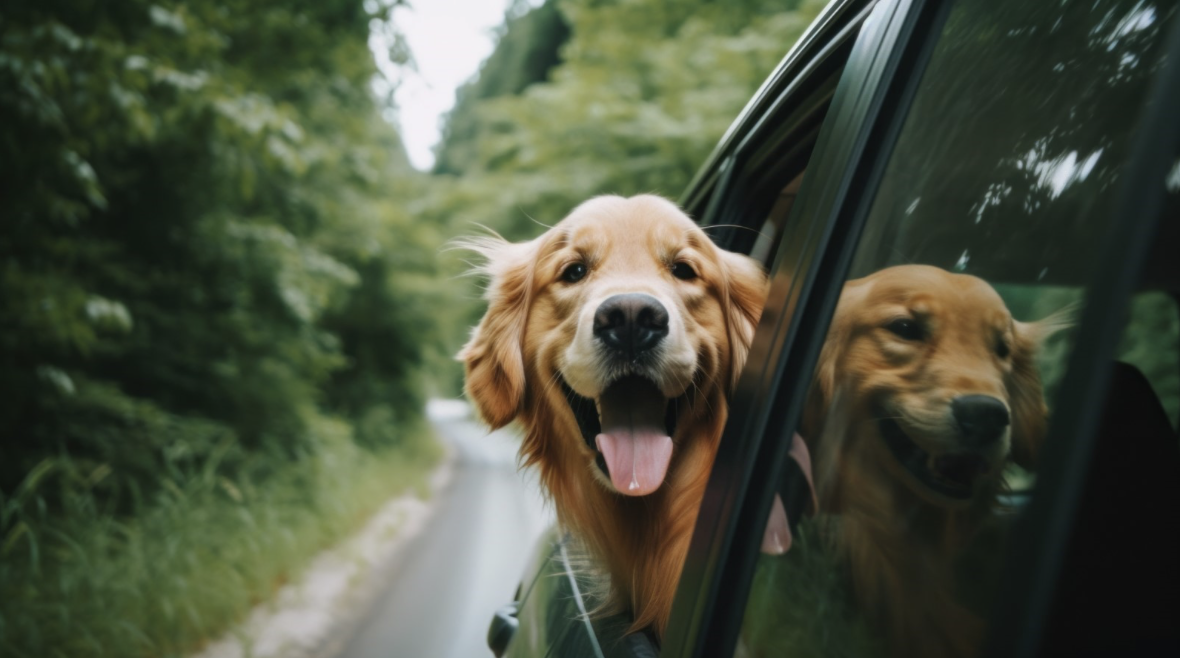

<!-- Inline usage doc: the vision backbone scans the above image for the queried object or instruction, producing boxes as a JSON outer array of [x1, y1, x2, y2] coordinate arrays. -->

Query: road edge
[[188, 438, 458, 658]]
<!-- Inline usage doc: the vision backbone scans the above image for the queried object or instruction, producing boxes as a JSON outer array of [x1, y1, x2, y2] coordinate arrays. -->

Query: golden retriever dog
[[801, 264, 1060, 658], [460, 194, 767, 638]]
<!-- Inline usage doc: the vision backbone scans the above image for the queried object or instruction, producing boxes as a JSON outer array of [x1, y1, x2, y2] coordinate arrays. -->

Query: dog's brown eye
[[671, 262, 697, 280], [885, 318, 923, 341], [561, 262, 587, 283], [996, 339, 1010, 358]]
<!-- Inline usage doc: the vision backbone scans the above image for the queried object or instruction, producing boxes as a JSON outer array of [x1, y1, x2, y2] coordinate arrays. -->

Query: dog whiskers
[[518, 207, 555, 230], [696, 224, 770, 239]]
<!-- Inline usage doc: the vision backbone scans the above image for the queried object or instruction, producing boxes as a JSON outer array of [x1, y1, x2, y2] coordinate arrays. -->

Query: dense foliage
[[0, 0, 444, 654], [0, 0, 441, 502], [433, 0, 826, 240]]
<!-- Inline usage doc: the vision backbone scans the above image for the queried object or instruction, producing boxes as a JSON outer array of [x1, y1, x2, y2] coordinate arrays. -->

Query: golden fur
[[802, 264, 1060, 658], [460, 195, 767, 637]]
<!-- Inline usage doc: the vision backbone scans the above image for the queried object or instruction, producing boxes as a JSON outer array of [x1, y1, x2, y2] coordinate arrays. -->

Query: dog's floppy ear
[[802, 313, 846, 441], [1007, 309, 1073, 469], [720, 250, 769, 390], [802, 333, 839, 441], [457, 237, 537, 429], [801, 279, 869, 439]]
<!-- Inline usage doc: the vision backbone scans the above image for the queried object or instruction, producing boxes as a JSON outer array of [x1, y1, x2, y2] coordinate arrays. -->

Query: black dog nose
[[593, 294, 669, 357], [951, 395, 1010, 445]]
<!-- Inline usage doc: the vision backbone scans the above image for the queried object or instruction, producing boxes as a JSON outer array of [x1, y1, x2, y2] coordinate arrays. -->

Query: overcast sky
[[370, 0, 536, 171]]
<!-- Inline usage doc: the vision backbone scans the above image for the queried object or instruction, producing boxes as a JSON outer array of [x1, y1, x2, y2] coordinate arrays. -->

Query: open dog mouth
[[877, 418, 989, 500], [561, 375, 682, 496]]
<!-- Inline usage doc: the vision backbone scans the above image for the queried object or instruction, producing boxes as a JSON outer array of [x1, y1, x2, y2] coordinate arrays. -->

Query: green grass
[[0, 419, 443, 658]]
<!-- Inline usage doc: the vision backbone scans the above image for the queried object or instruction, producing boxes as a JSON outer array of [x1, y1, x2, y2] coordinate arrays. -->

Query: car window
[[748, 171, 806, 267], [1123, 156, 1180, 429], [735, 0, 1179, 656], [1116, 291, 1180, 429]]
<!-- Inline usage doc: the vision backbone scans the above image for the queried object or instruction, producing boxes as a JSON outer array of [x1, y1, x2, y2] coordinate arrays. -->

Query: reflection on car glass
[[800, 265, 1067, 658], [749, 172, 805, 266], [853, 0, 1179, 285], [736, 1, 1179, 657]]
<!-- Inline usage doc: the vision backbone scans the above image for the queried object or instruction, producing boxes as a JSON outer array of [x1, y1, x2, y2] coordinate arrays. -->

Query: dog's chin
[[876, 418, 996, 506], [560, 374, 687, 496]]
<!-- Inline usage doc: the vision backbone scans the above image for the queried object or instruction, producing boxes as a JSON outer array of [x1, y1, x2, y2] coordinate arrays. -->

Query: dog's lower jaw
[[526, 392, 727, 641], [876, 418, 998, 509]]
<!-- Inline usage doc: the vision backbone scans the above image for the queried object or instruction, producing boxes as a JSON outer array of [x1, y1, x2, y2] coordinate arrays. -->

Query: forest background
[[0, 0, 826, 655]]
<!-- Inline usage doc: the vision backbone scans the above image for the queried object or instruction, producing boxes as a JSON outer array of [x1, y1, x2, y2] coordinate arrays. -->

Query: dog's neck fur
[[815, 422, 999, 658], [519, 387, 729, 639]]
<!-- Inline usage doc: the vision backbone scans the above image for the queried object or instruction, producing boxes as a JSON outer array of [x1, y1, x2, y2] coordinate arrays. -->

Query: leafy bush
[[0, 426, 441, 658], [0, 0, 446, 654]]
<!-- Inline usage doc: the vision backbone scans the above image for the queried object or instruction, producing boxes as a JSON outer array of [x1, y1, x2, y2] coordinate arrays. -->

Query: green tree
[[0, 2, 445, 652], [0, 0, 442, 493]]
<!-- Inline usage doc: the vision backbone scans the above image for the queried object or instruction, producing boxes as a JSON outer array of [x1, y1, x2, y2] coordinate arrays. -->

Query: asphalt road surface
[[337, 400, 551, 658]]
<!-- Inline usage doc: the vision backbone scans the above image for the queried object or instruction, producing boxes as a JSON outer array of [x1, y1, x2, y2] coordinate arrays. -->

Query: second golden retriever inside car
[[460, 195, 767, 637], [801, 264, 1063, 658]]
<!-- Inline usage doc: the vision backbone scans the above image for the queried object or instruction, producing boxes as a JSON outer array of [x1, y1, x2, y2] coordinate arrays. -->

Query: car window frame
[[668, 0, 1180, 656], [683, 0, 876, 236], [664, 0, 949, 655]]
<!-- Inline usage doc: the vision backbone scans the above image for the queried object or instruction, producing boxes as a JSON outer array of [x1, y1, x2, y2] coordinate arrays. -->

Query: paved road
[[337, 400, 552, 658]]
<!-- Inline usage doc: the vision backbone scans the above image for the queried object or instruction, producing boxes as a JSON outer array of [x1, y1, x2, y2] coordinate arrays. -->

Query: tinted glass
[[748, 171, 805, 267], [854, 0, 1174, 285], [736, 1, 1178, 656]]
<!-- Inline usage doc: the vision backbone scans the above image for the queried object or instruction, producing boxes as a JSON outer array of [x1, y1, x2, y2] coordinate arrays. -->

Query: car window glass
[[992, 283, 1180, 491], [1124, 157, 1180, 430], [749, 171, 806, 267], [1114, 290, 1180, 430], [735, 1, 1179, 656]]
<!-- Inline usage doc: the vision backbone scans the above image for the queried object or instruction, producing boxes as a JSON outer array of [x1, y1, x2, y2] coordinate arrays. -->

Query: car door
[[501, 527, 661, 658], [665, 0, 1180, 656]]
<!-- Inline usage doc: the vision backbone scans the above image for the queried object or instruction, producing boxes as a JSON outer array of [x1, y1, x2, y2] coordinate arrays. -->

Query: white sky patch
[[368, 0, 536, 171]]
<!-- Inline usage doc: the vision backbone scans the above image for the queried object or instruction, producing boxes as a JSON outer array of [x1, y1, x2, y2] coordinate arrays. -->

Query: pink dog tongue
[[594, 377, 672, 496]]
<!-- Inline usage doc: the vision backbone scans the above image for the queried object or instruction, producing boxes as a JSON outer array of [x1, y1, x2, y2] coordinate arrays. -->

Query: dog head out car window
[[458, 194, 766, 636]]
